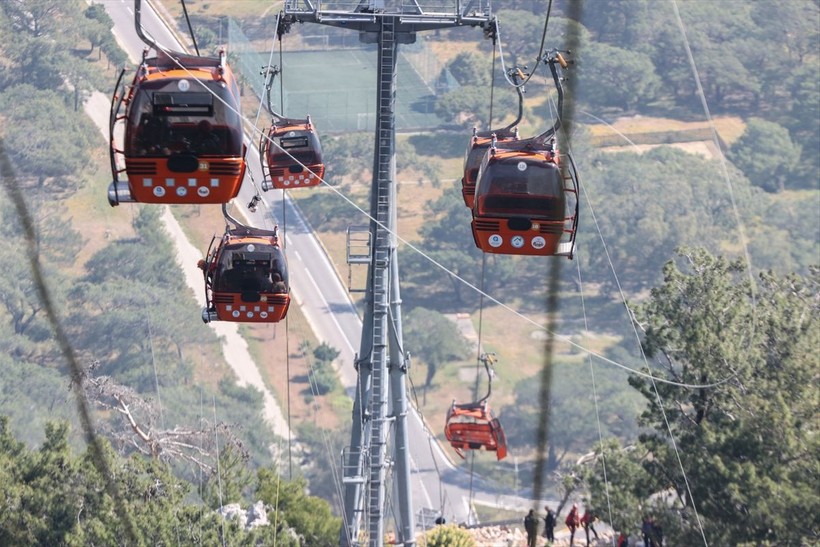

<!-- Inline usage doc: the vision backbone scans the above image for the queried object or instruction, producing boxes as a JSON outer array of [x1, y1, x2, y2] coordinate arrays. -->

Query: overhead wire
[[669, 0, 757, 301], [126, 4, 764, 543], [539, 56, 618, 525], [300, 339, 352, 545], [180, 0, 199, 56], [147, 312, 167, 435], [212, 394, 227, 547], [574, 254, 614, 534], [144, 0, 737, 428], [494, 0, 554, 89], [135, 15, 293, 539], [577, 159, 712, 543], [0, 139, 142, 544]]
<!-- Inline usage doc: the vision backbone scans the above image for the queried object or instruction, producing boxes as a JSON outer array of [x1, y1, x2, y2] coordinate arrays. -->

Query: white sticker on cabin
[[517, 161, 527, 171], [488, 234, 503, 248], [532, 237, 546, 249], [511, 236, 525, 248]]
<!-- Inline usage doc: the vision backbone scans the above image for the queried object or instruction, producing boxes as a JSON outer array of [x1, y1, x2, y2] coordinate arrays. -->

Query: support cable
[[575, 255, 614, 533], [0, 139, 141, 544], [301, 340, 352, 546], [670, 0, 757, 302], [148, 38, 736, 390], [488, 40, 497, 128], [180, 0, 199, 56], [213, 394, 227, 547], [576, 111, 711, 547], [494, 0, 553, 88]]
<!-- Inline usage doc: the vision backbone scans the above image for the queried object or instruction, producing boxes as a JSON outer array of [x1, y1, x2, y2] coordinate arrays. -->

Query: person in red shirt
[[565, 503, 581, 546], [581, 508, 599, 546]]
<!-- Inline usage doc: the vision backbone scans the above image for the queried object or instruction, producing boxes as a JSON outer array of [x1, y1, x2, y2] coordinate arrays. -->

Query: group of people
[[522, 504, 666, 546], [523, 503, 598, 547]]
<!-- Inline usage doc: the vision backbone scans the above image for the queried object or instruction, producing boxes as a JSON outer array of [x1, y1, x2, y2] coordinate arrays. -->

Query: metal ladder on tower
[[366, 14, 397, 546]]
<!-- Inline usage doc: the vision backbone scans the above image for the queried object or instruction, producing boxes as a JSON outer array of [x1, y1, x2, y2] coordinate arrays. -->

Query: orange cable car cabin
[[461, 64, 528, 209], [460, 126, 519, 208], [108, 49, 246, 206], [444, 401, 508, 461], [261, 116, 325, 190], [471, 136, 579, 258], [200, 227, 289, 324]]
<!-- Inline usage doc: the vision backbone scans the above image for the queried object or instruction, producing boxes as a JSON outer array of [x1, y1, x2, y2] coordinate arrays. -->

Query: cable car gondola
[[470, 51, 578, 258], [260, 115, 325, 190], [471, 134, 578, 257], [258, 65, 325, 191], [459, 67, 527, 208], [199, 219, 289, 324], [444, 354, 508, 460], [108, 48, 246, 206], [461, 126, 519, 208]]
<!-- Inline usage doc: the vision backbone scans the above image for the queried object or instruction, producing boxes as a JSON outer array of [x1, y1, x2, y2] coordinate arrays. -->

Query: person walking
[[641, 516, 655, 547], [565, 503, 581, 546], [543, 505, 556, 543], [581, 508, 599, 546], [524, 509, 539, 547]]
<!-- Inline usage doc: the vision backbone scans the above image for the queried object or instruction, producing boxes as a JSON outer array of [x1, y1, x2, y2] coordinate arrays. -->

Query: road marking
[[303, 267, 356, 355]]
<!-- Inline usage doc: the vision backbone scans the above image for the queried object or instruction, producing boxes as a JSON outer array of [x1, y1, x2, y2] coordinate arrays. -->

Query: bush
[[419, 524, 476, 547], [309, 360, 339, 395]]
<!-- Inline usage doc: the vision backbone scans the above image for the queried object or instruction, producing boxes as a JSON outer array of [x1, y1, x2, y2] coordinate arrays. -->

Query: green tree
[[403, 307, 469, 387], [580, 0, 657, 53], [202, 444, 254, 509], [402, 189, 517, 309], [0, 84, 98, 181], [257, 467, 342, 547], [0, 416, 289, 545], [83, 4, 113, 57], [728, 118, 801, 193], [784, 64, 820, 184], [494, 12, 588, 66], [1, 0, 68, 37], [579, 147, 758, 293], [446, 51, 492, 87], [313, 342, 340, 364], [576, 41, 661, 111], [585, 248, 819, 545], [308, 342, 341, 395], [435, 85, 493, 128]]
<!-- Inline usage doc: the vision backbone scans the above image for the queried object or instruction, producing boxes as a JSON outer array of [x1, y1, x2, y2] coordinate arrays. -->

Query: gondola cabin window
[[475, 159, 565, 220], [125, 79, 242, 158]]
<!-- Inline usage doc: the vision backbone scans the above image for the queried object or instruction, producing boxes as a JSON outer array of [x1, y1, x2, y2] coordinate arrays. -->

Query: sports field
[[231, 38, 443, 134], [272, 48, 440, 133]]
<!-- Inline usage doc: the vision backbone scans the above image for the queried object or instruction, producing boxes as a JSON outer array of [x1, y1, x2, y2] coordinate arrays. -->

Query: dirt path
[[84, 91, 291, 444]]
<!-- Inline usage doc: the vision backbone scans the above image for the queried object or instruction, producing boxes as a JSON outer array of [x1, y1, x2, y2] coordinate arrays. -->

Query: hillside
[[0, 0, 817, 545]]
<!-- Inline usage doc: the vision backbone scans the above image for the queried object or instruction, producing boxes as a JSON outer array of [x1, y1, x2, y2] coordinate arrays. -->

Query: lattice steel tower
[[279, 2, 494, 545]]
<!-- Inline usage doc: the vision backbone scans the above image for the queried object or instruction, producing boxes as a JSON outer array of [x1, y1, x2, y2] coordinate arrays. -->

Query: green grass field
[[232, 44, 442, 132]]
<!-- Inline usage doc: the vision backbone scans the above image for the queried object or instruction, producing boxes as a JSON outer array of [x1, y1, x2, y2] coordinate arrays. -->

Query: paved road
[[98, 0, 291, 443], [99, 0, 552, 529]]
